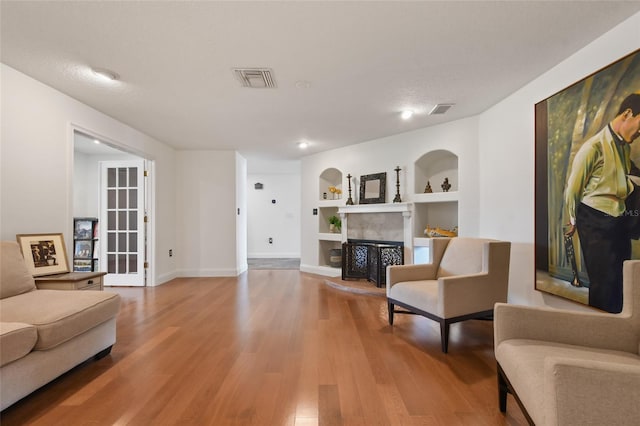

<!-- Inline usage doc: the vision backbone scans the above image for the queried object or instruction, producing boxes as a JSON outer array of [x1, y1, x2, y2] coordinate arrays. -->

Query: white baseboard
[[248, 253, 301, 258], [175, 268, 241, 277], [152, 271, 179, 286]]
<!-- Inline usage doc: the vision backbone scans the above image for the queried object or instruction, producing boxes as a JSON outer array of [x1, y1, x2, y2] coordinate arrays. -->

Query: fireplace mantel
[[337, 203, 413, 254], [338, 203, 411, 215]]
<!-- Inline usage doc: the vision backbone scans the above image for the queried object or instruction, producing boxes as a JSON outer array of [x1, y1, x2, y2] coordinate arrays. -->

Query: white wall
[[175, 150, 242, 276], [478, 12, 640, 309], [246, 157, 301, 258], [73, 151, 139, 218], [235, 153, 248, 273], [1, 64, 178, 285], [73, 152, 93, 217], [247, 172, 301, 258]]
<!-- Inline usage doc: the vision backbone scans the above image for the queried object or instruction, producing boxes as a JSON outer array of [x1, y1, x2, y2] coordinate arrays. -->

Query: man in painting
[[565, 93, 640, 313]]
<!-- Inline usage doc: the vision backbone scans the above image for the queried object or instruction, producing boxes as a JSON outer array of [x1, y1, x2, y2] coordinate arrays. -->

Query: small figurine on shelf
[[424, 181, 433, 193], [441, 177, 451, 192]]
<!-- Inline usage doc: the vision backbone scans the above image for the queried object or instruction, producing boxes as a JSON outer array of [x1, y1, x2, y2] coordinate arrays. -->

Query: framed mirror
[[359, 172, 386, 204]]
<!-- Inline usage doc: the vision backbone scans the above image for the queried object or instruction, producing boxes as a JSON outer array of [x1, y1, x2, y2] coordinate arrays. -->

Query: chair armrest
[[494, 303, 638, 353], [387, 263, 437, 288], [438, 272, 506, 317], [544, 358, 640, 425]]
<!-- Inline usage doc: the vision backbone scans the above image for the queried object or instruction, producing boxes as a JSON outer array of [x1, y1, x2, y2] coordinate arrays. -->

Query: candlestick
[[393, 166, 402, 203], [346, 174, 354, 205]]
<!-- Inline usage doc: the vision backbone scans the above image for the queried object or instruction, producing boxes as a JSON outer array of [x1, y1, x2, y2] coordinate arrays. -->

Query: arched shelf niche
[[414, 150, 458, 194], [318, 167, 343, 201]]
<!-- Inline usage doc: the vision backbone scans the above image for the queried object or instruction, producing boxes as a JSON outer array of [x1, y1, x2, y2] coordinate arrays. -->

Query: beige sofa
[[0, 241, 120, 410], [494, 259, 640, 425]]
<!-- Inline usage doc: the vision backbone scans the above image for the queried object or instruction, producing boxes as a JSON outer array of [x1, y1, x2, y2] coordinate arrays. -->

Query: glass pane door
[[100, 160, 145, 286]]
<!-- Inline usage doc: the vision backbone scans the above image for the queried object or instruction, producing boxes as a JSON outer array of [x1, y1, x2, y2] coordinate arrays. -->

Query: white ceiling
[[2, 1, 639, 160]]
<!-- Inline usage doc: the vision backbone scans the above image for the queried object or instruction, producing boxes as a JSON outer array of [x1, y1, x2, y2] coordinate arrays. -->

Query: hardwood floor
[[1, 271, 528, 425]]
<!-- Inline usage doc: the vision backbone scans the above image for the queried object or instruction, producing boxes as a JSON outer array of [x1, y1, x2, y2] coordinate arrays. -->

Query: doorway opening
[[72, 130, 153, 286]]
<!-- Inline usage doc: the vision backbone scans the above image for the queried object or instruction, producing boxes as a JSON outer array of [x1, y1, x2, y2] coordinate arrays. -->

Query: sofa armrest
[[387, 263, 437, 288], [494, 303, 638, 353], [544, 358, 640, 425]]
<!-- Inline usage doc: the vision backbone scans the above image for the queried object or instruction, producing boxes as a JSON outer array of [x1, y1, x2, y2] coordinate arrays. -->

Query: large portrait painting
[[535, 49, 640, 313]]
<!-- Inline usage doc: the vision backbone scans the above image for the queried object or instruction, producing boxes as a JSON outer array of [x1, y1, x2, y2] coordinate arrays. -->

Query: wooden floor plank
[[0, 271, 528, 425]]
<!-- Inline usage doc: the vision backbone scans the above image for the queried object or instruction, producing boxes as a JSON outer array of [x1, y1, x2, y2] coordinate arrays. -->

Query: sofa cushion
[[0, 290, 120, 350], [0, 322, 38, 367], [1, 241, 36, 299], [496, 339, 640, 425]]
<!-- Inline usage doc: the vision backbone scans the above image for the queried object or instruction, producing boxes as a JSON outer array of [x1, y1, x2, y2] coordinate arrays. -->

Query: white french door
[[100, 160, 146, 286]]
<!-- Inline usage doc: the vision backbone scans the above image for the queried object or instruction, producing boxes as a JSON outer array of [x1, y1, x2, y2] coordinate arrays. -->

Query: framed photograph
[[74, 240, 93, 259], [16, 233, 70, 277], [535, 49, 640, 313], [74, 219, 93, 239], [359, 172, 386, 204]]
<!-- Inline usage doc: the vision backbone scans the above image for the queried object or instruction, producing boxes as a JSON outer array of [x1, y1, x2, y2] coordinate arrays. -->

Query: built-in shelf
[[311, 149, 460, 276], [318, 199, 343, 207], [318, 240, 342, 269], [412, 191, 458, 203], [413, 237, 431, 246], [411, 149, 459, 244], [319, 168, 343, 202], [414, 150, 458, 194], [318, 232, 342, 242]]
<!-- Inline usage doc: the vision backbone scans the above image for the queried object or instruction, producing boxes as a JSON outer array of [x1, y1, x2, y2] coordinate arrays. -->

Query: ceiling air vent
[[429, 103, 455, 115], [233, 68, 276, 88]]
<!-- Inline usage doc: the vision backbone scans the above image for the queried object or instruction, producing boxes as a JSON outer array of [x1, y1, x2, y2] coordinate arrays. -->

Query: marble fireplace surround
[[337, 203, 412, 249]]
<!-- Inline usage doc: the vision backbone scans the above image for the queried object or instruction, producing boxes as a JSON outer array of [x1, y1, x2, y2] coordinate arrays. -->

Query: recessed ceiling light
[[298, 141, 309, 149], [92, 67, 120, 81], [401, 110, 414, 120], [93, 139, 100, 145]]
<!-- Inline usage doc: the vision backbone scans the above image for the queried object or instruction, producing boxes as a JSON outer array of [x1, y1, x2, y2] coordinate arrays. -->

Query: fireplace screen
[[342, 239, 404, 287]]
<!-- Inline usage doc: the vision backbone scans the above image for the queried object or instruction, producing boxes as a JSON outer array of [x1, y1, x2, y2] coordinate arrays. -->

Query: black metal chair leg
[[440, 321, 450, 353], [497, 364, 508, 412]]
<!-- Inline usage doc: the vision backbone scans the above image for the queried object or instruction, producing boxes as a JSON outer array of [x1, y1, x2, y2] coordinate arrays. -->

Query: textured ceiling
[[2, 1, 639, 160]]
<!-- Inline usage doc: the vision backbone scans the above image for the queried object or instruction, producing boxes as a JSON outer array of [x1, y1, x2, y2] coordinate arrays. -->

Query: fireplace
[[342, 239, 404, 287]]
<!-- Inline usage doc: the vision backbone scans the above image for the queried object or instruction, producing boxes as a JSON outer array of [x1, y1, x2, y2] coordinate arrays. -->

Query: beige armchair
[[494, 260, 640, 426], [387, 237, 511, 353]]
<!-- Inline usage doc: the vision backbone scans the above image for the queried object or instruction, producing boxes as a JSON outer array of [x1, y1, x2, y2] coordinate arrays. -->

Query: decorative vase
[[329, 248, 342, 268]]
